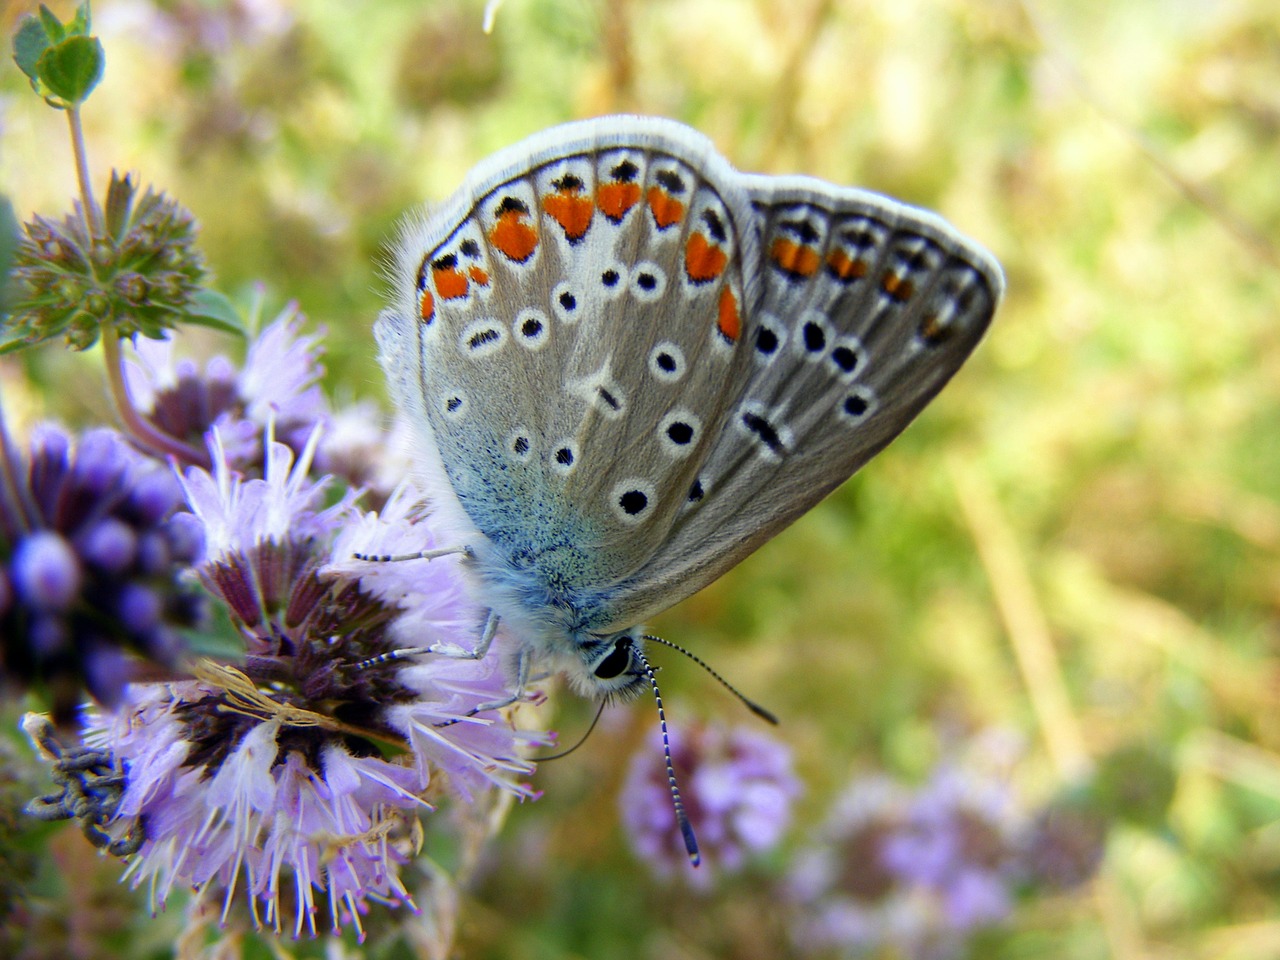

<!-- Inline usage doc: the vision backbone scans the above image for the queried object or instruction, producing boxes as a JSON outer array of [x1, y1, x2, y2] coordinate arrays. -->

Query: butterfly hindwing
[[600, 176, 1003, 630], [379, 118, 762, 599]]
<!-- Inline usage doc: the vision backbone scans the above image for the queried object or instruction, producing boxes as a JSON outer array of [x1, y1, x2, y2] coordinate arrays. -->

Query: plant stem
[[0, 390, 40, 536], [101, 332, 208, 467], [66, 107, 102, 236], [66, 103, 207, 467]]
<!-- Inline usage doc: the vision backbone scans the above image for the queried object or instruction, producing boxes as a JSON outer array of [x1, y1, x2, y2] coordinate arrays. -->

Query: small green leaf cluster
[[13, 3, 104, 110]]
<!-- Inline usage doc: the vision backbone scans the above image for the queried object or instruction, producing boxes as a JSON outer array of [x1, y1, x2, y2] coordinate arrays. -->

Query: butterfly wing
[[377, 117, 763, 605], [599, 175, 1003, 630]]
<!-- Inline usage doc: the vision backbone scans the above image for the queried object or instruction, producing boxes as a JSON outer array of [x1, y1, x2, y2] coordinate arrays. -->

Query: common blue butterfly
[[374, 116, 1003, 856]]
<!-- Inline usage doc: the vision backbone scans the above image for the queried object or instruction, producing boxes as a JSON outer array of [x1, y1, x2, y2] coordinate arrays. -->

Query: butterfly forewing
[[600, 176, 1002, 631], [379, 119, 763, 595]]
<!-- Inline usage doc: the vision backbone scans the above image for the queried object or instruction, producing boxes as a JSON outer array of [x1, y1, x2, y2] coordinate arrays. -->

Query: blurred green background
[[3, 0, 1279, 957]]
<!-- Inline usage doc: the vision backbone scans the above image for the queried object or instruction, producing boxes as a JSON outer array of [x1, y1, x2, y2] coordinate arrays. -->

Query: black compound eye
[[593, 637, 633, 679]]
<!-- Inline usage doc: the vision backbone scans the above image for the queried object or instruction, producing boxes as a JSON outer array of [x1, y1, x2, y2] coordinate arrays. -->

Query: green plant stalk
[[66, 106, 101, 235], [65, 105, 208, 467]]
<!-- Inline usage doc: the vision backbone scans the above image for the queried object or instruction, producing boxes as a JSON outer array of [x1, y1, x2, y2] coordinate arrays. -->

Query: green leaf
[[0, 322, 35, 355], [37, 5, 66, 43], [69, 2, 93, 35], [37, 35, 104, 105], [12, 15, 52, 84], [184, 288, 247, 337]]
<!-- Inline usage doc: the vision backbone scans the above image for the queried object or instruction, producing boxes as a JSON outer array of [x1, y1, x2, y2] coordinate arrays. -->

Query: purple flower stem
[[101, 333, 209, 468]]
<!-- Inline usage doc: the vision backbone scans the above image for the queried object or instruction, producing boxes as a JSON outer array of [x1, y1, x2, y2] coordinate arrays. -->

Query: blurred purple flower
[[787, 774, 913, 957], [789, 754, 1025, 960], [0, 421, 204, 722], [621, 721, 799, 888], [125, 306, 328, 469], [880, 766, 1020, 929], [313, 402, 413, 507]]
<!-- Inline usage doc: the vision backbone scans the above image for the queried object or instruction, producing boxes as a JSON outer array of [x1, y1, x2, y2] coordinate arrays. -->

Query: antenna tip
[[749, 701, 780, 725], [680, 817, 701, 866]]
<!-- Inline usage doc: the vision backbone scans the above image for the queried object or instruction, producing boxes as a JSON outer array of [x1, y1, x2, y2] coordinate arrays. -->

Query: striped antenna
[[642, 634, 778, 725], [634, 644, 700, 866]]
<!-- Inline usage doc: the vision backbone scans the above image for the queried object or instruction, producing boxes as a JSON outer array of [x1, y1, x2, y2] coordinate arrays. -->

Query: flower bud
[[13, 532, 82, 611], [79, 518, 138, 574]]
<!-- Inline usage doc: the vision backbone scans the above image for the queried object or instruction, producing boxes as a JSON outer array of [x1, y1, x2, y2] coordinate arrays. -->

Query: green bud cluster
[[4, 173, 208, 352]]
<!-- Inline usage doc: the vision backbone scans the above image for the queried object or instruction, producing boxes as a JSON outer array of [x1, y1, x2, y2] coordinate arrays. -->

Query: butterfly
[[374, 115, 1002, 856]]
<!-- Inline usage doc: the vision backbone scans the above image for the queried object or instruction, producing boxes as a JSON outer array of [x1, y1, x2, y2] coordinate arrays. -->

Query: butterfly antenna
[[534, 701, 606, 762], [634, 644, 700, 866], [641, 634, 778, 725]]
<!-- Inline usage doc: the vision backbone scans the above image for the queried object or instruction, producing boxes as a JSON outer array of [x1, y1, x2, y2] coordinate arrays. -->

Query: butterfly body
[[376, 116, 1002, 701]]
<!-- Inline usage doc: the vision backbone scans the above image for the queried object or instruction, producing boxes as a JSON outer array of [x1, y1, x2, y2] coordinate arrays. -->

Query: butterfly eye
[[593, 637, 633, 679]]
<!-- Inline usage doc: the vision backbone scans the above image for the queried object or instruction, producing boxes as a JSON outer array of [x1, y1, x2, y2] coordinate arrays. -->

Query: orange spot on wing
[[468, 265, 490, 286], [685, 232, 728, 283], [827, 249, 868, 281], [770, 238, 820, 277], [419, 290, 435, 324], [433, 266, 469, 300], [597, 181, 641, 221], [717, 286, 741, 342], [647, 186, 685, 229], [543, 190, 595, 240], [919, 313, 953, 345], [490, 210, 539, 263], [881, 273, 914, 302]]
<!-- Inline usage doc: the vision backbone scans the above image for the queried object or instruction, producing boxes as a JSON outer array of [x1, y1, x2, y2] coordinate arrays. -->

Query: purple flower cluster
[[788, 739, 1107, 960], [788, 767, 1017, 960], [73, 427, 547, 939], [0, 422, 204, 722], [621, 720, 799, 887], [17, 311, 550, 939], [125, 307, 331, 471]]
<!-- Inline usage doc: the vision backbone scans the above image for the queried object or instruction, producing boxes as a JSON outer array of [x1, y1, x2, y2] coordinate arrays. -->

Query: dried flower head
[[6, 173, 205, 351]]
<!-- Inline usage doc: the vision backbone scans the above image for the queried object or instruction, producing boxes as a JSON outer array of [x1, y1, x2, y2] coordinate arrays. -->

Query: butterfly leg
[[352, 545, 473, 563], [424, 607, 500, 659], [348, 605, 496, 670], [433, 642, 539, 728]]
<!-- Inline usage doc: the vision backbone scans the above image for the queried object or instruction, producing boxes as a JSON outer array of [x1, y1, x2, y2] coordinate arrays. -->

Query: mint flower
[[785, 736, 1096, 960], [620, 721, 799, 887], [125, 307, 328, 469], [48, 424, 548, 938], [84, 684, 425, 940]]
